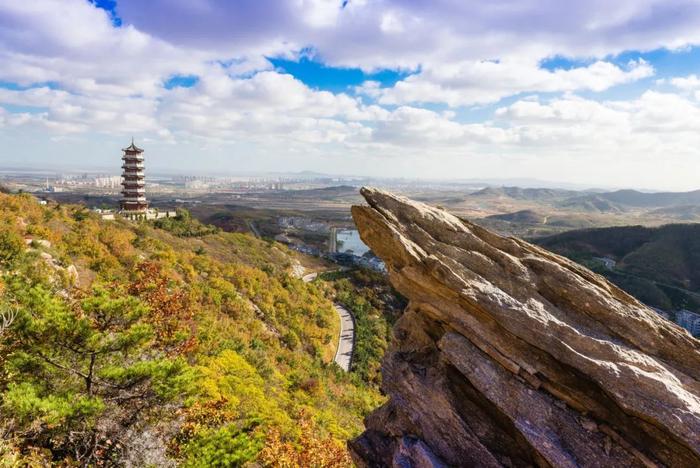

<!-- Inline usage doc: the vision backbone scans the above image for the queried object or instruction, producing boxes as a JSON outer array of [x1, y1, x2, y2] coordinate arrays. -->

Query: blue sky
[[269, 57, 410, 93], [2, 0, 700, 190]]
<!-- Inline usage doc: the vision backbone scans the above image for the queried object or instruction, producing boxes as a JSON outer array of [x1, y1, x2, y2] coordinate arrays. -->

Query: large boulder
[[349, 187, 700, 468]]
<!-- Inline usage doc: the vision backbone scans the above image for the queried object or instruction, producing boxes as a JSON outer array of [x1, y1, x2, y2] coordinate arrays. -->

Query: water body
[[336, 229, 370, 256]]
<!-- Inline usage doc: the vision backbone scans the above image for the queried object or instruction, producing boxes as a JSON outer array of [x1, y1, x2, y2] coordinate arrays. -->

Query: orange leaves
[[169, 398, 237, 457], [259, 410, 352, 468], [129, 262, 197, 354], [98, 224, 136, 262]]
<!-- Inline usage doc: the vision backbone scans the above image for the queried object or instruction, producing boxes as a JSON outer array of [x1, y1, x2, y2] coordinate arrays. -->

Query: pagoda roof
[[122, 138, 144, 153]]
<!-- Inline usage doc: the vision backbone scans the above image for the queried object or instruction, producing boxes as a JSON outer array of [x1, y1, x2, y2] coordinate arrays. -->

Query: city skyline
[[2, 1, 700, 190]]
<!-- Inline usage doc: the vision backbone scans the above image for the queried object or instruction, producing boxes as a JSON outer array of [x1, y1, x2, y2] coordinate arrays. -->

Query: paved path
[[302, 271, 354, 371], [301, 272, 318, 283], [332, 303, 354, 371]]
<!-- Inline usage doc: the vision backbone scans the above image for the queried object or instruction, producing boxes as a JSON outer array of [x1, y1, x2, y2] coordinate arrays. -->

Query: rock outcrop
[[349, 188, 700, 468]]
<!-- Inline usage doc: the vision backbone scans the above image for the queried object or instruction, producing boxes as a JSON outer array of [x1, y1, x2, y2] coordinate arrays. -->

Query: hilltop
[[470, 186, 700, 208], [0, 193, 384, 465], [595, 189, 700, 207]]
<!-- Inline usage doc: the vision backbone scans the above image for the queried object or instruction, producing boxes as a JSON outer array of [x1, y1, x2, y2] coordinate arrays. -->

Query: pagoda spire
[[119, 140, 148, 213]]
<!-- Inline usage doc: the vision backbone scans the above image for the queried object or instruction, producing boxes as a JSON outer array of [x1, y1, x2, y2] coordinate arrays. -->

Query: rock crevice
[[349, 188, 700, 468]]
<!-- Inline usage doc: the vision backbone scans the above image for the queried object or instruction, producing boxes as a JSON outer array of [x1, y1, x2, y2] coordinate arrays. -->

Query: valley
[[2, 176, 700, 465]]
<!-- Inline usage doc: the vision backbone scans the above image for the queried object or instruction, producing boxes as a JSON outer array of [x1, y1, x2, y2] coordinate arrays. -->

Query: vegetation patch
[[0, 192, 384, 466]]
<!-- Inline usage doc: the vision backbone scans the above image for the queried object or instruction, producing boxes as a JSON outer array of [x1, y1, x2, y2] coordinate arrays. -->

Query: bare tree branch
[[0, 305, 16, 336]]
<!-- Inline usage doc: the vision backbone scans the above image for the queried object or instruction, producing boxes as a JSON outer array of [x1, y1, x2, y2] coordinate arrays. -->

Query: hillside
[[470, 186, 700, 209], [537, 224, 700, 314], [0, 193, 384, 465], [485, 209, 545, 224], [470, 186, 578, 200], [649, 205, 700, 220], [596, 189, 700, 207], [556, 194, 623, 213]]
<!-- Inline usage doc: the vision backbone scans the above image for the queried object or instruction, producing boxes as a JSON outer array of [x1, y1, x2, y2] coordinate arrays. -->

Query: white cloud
[[495, 91, 700, 151], [1, 0, 700, 188], [369, 59, 654, 107]]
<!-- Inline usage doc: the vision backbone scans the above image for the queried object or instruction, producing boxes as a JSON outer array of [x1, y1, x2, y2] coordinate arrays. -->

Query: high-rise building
[[120, 139, 148, 212]]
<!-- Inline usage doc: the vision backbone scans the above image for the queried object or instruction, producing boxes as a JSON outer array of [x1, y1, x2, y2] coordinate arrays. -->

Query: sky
[[1, 1, 700, 190]]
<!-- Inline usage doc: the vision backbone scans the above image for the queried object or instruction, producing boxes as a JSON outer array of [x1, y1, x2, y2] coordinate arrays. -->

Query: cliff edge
[[349, 187, 700, 467]]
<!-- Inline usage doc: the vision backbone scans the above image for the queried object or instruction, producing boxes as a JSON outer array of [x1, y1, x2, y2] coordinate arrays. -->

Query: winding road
[[302, 272, 355, 371]]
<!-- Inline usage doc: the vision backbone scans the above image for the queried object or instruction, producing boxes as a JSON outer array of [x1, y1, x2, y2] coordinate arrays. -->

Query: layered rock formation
[[349, 188, 700, 468]]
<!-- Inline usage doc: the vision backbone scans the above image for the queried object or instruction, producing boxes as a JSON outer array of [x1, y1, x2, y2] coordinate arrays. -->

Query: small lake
[[336, 229, 370, 256]]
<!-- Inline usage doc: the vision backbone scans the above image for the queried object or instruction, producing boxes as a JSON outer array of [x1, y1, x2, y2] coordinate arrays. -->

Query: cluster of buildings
[[278, 216, 330, 233], [676, 309, 700, 336], [328, 251, 386, 273], [652, 306, 700, 337], [174, 175, 286, 191], [277, 223, 386, 273], [43, 174, 121, 191]]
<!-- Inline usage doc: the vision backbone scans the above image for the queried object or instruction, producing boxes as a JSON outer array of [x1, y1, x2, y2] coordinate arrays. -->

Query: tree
[[260, 410, 352, 467], [1, 283, 192, 464], [0, 229, 24, 266], [128, 261, 197, 354]]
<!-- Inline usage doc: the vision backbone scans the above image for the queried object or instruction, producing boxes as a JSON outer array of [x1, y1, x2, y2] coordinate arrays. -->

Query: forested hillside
[[0, 193, 383, 466], [537, 224, 700, 313]]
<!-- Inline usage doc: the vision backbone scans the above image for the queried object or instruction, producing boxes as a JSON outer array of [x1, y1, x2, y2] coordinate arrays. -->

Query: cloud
[[495, 91, 700, 150], [1, 0, 700, 188], [113, 0, 700, 68], [366, 59, 654, 107]]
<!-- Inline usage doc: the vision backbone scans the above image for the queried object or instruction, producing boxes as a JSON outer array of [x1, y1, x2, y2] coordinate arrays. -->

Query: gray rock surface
[[349, 187, 700, 468]]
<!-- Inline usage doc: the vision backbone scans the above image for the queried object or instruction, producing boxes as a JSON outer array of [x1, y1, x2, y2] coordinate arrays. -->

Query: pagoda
[[120, 139, 148, 213]]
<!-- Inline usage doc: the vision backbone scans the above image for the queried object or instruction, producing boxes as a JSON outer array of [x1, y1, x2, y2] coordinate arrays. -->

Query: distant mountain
[[469, 186, 700, 209], [557, 195, 623, 213], [486, 209, 546, 224], [596, 189, 700, 207], [537, 224, 700, 313], [470, 186, 578, 200]]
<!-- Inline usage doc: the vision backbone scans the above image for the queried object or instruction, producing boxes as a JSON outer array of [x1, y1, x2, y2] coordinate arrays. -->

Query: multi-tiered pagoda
[[120, 139, 148, 213]]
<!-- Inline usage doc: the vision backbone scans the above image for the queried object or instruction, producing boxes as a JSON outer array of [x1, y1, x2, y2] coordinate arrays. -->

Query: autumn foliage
[[0, 193, 384, 465], [128, 261, 197, 354], [260, 410, 352, 468]]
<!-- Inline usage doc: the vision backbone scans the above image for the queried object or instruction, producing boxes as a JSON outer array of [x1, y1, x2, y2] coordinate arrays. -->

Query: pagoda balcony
[[122, 164, 145, 170]]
